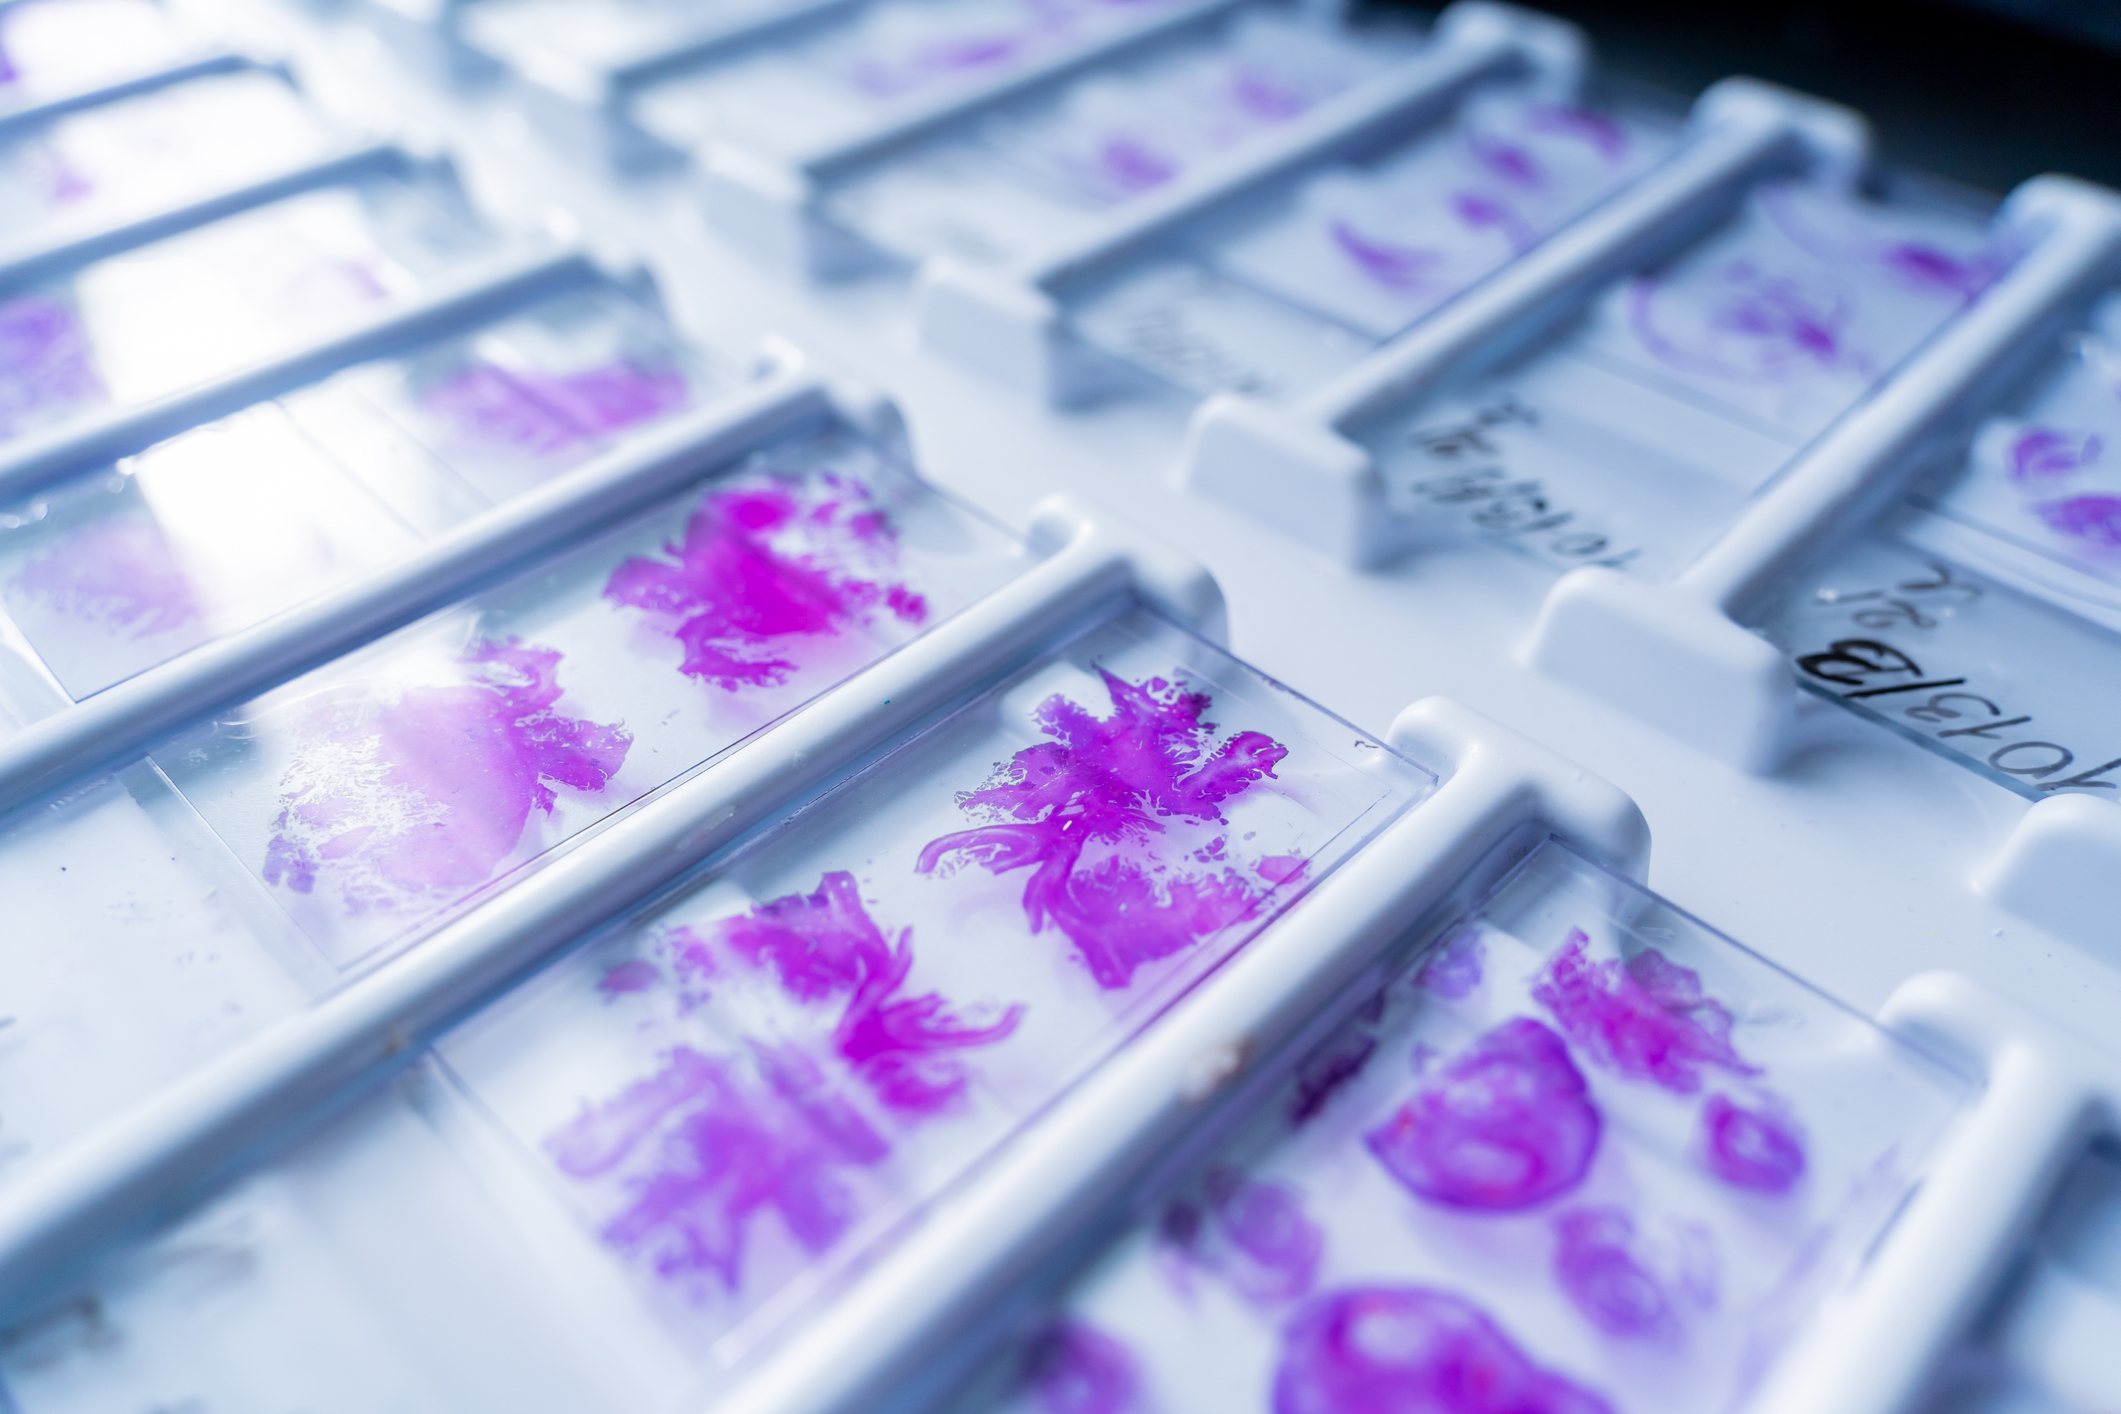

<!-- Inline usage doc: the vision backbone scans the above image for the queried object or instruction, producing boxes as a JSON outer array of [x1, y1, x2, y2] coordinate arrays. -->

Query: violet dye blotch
[[0, 294, 107, 438], [2037, 493, 2121, 549], [545, 1044, 888, 1291], [1628, 262, 1855, 383], [1415, 929, 1484, 1001], [715, 870, 1023, 1113], [1701, 1093, 1806, 1194], [1273, 1286, 1616, 1414], [2010, 427, 2102, 483], [1163, 1165, 1323, 1303], [915, 668, 1290, 989], [1364, 1018, 1599, 1211], [1021, 1321, 1141, 1414], [1552, 1207, 1677, 1341], [603, 473, 927, 691], [1330, 219, 1444, 291], [12, 517, 201, 637], [263, 637, 630, 903], [1532, 928, 1757, 1094], [423, 358, 689, 456]]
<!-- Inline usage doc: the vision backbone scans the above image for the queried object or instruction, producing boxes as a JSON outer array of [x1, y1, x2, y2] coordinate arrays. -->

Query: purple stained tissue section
[[423, 357, 690, 456], [549, 881, 1019, 1294], [262, 638, 630, 902], [1416, 929, 1484, 1000], [2036, 493, 2121, 550], [545, 1043, 888, 1291], [1629, 259, 1856, 383], [1329, 220, 1445, 292], [914, 668, 1290, 990], [1363, 1017, 1600, 1212], [12, 516, 201, 636], [1532, 929, 1758, 1094], [1274, 1285, 1615, 1414], [1022, 1320, 1141, 1414], [1163, 1164, 1323, 1303], [603, 475, 927, 691], [1701, 1093, 1806, 1194], [1552, 1206, 1677, 1341], [715, 870, 1024, 1114], [2010, 426, 2102, 482], [1, 293, 107, 438]]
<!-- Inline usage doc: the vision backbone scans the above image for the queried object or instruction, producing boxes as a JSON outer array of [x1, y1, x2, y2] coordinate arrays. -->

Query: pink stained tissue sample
[[1022, 1321, 1142, 1414], [1551, 1207, 1677, 1341], [2035, 492, 2121, 550], [914, 668, 1292, 990], [545, 1044, 889, 1291], [603, 471, 929, 691], [1362, 1017, 1600, 1212], [714, 870, 1025, 1114], [262, 637, 631, 908], [420, 357, 691, 458], [1700, 1093, 1806, 1194], [10, 516, 201, 639], [2009, 425, 2102, 483], [1415, 929, 1484, 1000], [1531, 929, 1758, 1095], [544, 877, 1023, 1296], [1273, 1286, 1616, 1414], [0, 293, 108, 439]]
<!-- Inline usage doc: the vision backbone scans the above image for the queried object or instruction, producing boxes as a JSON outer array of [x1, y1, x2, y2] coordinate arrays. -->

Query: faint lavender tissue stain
[[12, 517, 201, 636], [422, 358, 690, 456], [262, 637, 630, 905], [0, 294, 107, 438], [1021, 1320, 1142, 1414]]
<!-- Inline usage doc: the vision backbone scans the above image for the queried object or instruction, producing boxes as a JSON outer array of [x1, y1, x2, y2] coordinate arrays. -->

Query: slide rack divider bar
[[1300, 99, 1811, 433], [0, 366, 834, 820], [1678, 174, 2121, 618], [706, 698, 1649, 1414], [1023, 18, 1524, 294], [0, 50, 252, 136], [797, 0, 1251, 179], [0, 500, 1201, 1326], [0, 241, 597, 502], [0, 139, 414, 292]]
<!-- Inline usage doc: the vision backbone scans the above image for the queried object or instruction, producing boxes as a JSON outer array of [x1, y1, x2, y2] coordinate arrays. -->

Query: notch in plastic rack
[[1175, 75, 1871, 567], [907, 0, 1587, 405], [1525, 172, 2121, 772], [901, 831, 1976, 1414], [700, 699, 1649, 1414]]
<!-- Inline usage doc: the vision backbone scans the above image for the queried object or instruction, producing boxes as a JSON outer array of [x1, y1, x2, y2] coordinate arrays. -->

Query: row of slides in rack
[[379, 0, 2121, 951], [3, 1, 2121, 1413]]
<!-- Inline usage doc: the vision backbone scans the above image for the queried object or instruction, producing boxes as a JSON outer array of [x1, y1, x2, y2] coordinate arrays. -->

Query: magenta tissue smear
[[1700, 1093, 1807, 1194], [1273, 1286, 1615, 1414], [915, 668, 1291, 989], [1552, 1206, 1678, 1341], [1024, 1321, 1142, 1414], [1532, 929, 1757, 1094], [604, 473, 928, 690], [1363, 1017, 1600, 1212]]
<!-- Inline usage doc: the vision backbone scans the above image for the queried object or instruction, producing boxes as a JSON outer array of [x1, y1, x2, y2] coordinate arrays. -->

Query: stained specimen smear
[[422, 358, 689, 456], [0, 294, 106, 438], [12, 517, 200, 636], [1166, 1164, 1323, 1302], [1532, 929, 1758, 1094], [1701, 1093, 1806, 1194], [1364, 1018, 1599, 1211], [1415, 929, 1484, 1001], [545, 1044, 888, 1290], [603, 472, 927, 691], [915, 669, 1290, 989], [263, 638, 630, 905], [715, 870, 1024, 1114], [1022, 1320, 1141, 1414], [2036, 493, 2121, 549], [1274, 1286, 1615, 1414], [1552, 1206, 1677, 1341]]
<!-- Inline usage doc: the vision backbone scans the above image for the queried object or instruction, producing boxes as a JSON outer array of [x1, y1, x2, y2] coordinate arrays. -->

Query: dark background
[[1384, 0, 2121, 197]]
